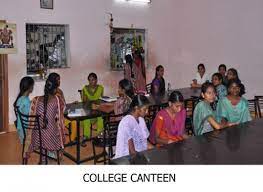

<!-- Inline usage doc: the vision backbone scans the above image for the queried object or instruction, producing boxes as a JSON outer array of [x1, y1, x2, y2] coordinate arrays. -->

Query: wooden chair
[[184, 96, 199, 135], [146, 83, 151, 94], [92, 113, 124, 164], [255, 96, 263, 118], [248, 99, 260, 119], [145, 104, 161, 131]]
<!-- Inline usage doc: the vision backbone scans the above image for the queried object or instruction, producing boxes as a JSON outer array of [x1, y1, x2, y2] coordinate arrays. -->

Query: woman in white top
[[115, 95, 150, 159], [191, 63, 210, 88]]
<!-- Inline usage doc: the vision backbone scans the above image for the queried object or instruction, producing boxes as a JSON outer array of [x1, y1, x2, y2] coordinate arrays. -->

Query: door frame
[[0, 19, 9, 132]]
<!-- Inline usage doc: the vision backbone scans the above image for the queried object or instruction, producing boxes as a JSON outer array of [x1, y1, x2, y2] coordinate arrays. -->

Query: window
[[26, 23, 69, 75], [110, 27, 146, 71]]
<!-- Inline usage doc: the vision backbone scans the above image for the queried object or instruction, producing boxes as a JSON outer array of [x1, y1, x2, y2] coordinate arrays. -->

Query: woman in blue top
[[212, 73, 227, 100], [13, 76, 34, 143], [193, 82, 235, 136], [216, 79, 252, 124]]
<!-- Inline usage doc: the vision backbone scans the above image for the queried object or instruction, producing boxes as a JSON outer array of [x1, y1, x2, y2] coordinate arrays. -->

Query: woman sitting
[[114, 79, 134, 115], [216, 79, 252, 124], [150, 65, 165, 96], [149, 91, 187, 146], [13, 76, 35, 144], [24, 77, 66, 162], [191, 63, 210, 88], [81, 72, 104, 140], [212, 73, 227, 100], [115, 95, 150, 159], [193, 82, 235, 135], [226, 68, 245, 96]]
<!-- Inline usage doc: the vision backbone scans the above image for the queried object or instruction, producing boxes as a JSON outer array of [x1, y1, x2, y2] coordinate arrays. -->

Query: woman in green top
[[81, 73, 104, 140], [193, 82, 235, 136], [216, 79, 252, 124]]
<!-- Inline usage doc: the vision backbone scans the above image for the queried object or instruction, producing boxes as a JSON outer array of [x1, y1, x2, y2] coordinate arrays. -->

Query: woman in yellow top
[[82, 73, 104, 140]]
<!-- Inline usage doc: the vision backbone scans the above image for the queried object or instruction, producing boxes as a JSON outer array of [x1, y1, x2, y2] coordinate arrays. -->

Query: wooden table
[[63, 102, 113, 164], [111, 118, 263, 165], [63, 87, 201, 164]]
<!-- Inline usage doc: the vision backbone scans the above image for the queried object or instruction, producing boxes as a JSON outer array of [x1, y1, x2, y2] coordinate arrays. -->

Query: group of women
[[14, 62, 252, 161]]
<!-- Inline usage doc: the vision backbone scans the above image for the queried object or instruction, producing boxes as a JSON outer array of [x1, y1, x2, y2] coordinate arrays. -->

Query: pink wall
[[2, 0, 263, 124]]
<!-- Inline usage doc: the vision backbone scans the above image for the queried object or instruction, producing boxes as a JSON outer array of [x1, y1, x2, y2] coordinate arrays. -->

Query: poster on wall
[[0, 22, 17, 54]]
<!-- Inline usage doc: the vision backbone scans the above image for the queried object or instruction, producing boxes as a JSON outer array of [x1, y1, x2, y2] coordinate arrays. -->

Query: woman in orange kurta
[[149, 91, 187, 145]]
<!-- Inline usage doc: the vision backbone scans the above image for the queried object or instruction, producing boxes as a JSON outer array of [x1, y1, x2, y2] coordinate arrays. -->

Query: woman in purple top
[[115, 95, 150, 159], [150, 65, 165, 96]]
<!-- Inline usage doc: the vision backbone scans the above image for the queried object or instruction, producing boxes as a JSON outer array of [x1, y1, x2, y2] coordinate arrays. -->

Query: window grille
[[26, 23, 69, 75]]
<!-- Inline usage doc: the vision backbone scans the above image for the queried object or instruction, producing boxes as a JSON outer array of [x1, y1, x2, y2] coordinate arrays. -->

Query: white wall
[[2, 0, 263, 124]]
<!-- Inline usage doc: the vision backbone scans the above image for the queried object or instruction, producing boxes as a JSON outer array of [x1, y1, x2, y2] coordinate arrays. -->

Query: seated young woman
[[212, 73, 227, 100], [218, 64, 228, 85], [102, 79, 134, 118], [115, 95, 150, 159], [216, 79, 252, 124], [81, 72, 104, 140], [150, 65, 165, 96], [191, 63, 210, 88], [149, 91, 187, 146], [24, 76, 66, 162], [227, 68, 245, 96], [193, 82, 236, 136], [13, 76, 35, 144]]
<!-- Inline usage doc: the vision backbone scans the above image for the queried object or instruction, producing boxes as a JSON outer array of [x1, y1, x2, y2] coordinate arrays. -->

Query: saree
[[149, 108, 186, 144], [193, 101, 215, 136], [24, 95, 65, 158], [216, 97, 252, 123]]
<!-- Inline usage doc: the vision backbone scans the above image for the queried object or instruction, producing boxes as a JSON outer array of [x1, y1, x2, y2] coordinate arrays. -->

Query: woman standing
[[13, 76, 34, 144], [115, 95, 150, 158], [150, 65, 165, 96], [24, 76, 66, 162]]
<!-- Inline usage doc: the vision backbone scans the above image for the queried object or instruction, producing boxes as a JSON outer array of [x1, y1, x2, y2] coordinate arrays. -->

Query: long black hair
[[13, 76, 34, 109], [227, 79, 245, 96], [119, 79, 134, 99], [168, 91, 184, 103], [227, 68, 245, 96], [151, 65, 165, 95], [43, 76, 59, 129], [129, 95, 150, 112], [47, 72, 60, 88], [125, 54, 134, 78]]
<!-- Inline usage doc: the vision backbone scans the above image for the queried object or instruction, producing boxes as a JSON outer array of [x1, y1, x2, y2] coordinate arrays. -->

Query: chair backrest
[[102, 113, 124, 158], [255, 96, 263, 118], [146, 83, 151, 94], [14, 106, 18, 128], [145, 104, 161, 130], [248, 99, 260, 119], [16, 107, 41, 138], [103, 113, 125, 146], [184, 97, 199, 135], [78, 89, 82, 101]]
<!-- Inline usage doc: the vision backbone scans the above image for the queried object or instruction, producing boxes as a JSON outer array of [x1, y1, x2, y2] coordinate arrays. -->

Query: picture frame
[[40, 0, 53, 9], [0, 22, 17, 54]]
